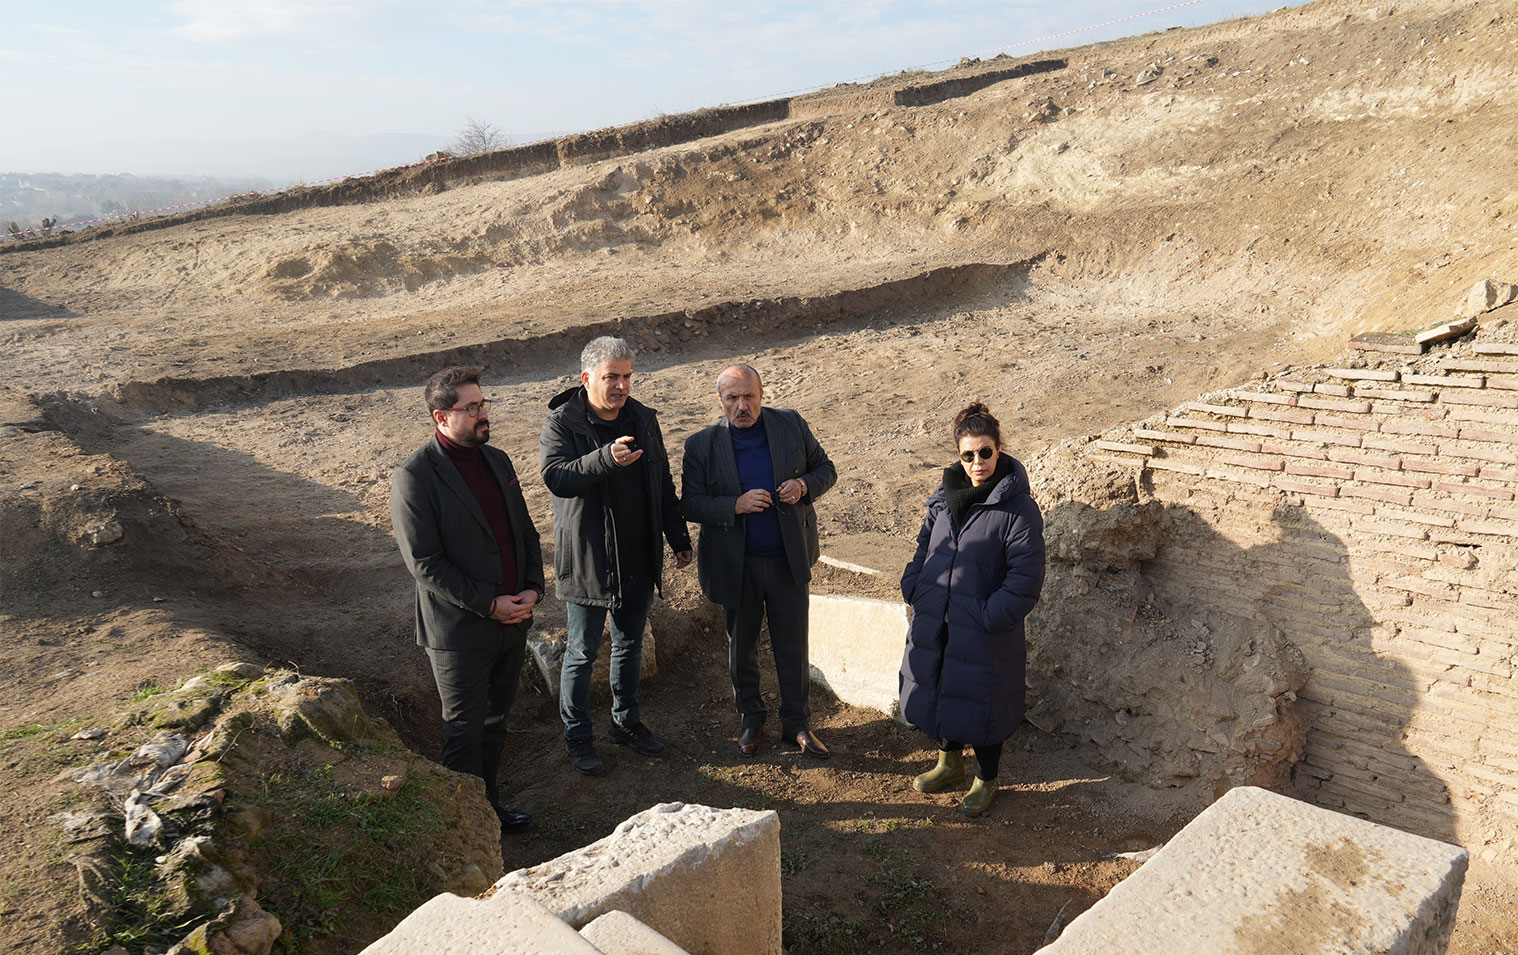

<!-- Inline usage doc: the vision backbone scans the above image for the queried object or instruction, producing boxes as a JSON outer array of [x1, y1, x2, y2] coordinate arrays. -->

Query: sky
[[2, 0, 1283, 184]]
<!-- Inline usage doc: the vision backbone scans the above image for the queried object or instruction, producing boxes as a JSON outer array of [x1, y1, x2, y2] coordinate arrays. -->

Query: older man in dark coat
[[391, 366, 544, 832], [682, 364, 836, 758]]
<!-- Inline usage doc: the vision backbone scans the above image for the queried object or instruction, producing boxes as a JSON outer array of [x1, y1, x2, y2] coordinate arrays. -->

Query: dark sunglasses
[[959, 447, 995, 463]]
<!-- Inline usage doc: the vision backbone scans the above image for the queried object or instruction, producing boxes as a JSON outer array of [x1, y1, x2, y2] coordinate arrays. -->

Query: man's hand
[[776, 479, 806, 505], [735, 488, 772, 514], [674, 549, 693, 569], [609, 435, 644, 467], [491, 590, 539, 625]]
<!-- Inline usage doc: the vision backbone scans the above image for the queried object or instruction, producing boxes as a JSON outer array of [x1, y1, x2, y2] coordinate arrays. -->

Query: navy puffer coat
[[899, 456, 1045, 747]]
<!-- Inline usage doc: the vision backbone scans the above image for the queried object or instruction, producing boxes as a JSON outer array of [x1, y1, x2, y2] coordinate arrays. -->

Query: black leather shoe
[[788, 729, 831, 759], [495, 807, 533, 833], [566, 737, 605, 775], [607, 720, 665, 756], [738, 726, 762, 757]]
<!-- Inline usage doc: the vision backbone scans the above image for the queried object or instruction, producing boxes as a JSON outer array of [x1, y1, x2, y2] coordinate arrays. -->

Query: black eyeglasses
[[442, 399, 491, 418], [959, 447, 995, 463]]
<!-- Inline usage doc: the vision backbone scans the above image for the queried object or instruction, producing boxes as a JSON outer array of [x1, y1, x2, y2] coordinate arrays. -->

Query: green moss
[[149, 694, 222, 730]]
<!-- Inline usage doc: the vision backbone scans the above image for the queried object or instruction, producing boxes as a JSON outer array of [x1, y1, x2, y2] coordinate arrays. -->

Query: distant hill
[[1, 172, 272, 235]]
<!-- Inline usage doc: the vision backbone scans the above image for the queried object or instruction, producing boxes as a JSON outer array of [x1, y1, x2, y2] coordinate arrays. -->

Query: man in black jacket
[[540, 336, 692, 775], [390, 366, 544, 832]]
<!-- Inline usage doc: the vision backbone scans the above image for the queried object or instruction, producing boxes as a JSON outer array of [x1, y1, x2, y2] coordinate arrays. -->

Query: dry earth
[[3, 0, 1517, 951]]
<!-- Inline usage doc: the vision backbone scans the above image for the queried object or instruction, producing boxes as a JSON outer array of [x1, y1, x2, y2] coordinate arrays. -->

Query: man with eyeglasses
[[390, 365, 543, 833], [540, 336, 692, 775], [681, 364, 837, 759]]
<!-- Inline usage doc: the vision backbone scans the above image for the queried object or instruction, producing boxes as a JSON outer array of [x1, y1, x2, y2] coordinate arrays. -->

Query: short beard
[[457, 424, 489, 447]]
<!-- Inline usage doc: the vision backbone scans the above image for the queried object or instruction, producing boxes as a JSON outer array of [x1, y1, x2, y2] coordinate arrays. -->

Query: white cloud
[[165, 0, 394, 45]]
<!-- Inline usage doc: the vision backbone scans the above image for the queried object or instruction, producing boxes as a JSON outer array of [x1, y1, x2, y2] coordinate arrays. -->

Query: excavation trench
[[53, 258, 1038, 421]]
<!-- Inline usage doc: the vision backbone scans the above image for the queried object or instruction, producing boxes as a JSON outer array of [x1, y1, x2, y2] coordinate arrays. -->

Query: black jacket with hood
[[539, 386, 691, 608]]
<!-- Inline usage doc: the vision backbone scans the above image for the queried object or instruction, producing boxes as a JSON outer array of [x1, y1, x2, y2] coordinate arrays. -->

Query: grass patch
[[2, 723, 56, 741], [249, 763, 449, 952], [126, 681, 166, 703], [781, 848, 819, 876], [865, 840, 949, 952], [783, 899, 867, 955], [71, 844, 199, 954], [1, 716, 87, 742], [845, 816, 933, 835]]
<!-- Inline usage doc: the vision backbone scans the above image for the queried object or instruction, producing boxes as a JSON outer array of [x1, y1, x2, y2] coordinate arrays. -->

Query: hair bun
[[953, 402, 994, 429], [952, 402, 1002, 447]]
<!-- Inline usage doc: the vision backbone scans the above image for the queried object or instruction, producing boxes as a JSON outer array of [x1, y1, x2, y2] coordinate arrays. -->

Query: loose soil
[[3, 0, 1516, 951]]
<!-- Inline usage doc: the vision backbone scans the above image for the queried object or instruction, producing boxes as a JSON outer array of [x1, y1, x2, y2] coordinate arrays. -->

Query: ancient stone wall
[[1035, 324, 1518, 848]]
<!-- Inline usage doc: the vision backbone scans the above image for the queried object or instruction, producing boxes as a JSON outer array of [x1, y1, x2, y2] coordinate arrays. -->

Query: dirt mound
[[259, 239, 491, 301], [1026, 449, 1311, 800], [52, 665, 499, 954]]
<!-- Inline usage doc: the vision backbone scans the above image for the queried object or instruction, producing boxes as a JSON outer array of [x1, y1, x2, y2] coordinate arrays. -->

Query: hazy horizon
[[4, 0, 1285, 188]]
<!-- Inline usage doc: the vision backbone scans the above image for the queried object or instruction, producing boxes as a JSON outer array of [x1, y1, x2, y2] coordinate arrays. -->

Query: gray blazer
[[681, 408, 836, 608], [390, 435, 545, 651]]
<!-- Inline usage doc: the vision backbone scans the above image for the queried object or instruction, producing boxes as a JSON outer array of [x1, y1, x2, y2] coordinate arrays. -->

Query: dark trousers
[[426, 629, 526, 808], [727, 553, 811, 737]]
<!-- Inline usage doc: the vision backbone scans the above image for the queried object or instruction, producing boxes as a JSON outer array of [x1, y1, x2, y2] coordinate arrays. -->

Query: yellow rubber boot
[[911, 749, 965, 793], [959, 776, 997, 817]]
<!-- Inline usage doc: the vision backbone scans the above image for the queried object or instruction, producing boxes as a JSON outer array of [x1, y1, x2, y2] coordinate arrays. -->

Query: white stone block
[[581, 910, 691, 955], [808, 594, 908, 718], [1037, 786, 1468, 955], [528, 622, 657, 699], [495, 802, 781, 955], [358, 891, 601, 954]]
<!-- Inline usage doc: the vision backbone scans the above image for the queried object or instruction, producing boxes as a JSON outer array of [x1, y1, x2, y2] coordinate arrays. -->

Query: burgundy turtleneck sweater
[[436, 431, 518, 600]]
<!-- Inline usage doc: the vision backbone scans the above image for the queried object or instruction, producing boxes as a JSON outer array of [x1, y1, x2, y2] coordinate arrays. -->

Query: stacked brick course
[[1080, 335, 1518, 845]]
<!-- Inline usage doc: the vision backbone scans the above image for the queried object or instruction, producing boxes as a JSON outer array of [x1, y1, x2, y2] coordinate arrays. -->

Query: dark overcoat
[[389, 436, 545, 651], [898, 457, 1045, 747], [681, 408, 836, 608]]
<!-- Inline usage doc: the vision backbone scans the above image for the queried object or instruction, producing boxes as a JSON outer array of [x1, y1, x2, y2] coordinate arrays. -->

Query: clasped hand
[[490, 590, 538, 624], [736, 479, 803, 514]]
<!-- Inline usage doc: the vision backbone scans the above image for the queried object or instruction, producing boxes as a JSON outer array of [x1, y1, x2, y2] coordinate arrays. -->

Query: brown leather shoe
[[738, 726, 762, 757], [789, 729, 831, 759]]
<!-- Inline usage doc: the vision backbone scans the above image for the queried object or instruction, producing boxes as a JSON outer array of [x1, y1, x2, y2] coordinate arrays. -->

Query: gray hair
[[580, 336, 636, 374], [716, 364, 762, 394]]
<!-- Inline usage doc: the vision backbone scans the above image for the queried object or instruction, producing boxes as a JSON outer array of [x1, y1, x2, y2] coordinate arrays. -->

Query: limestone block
[[527, 623, 657, 699], [1036, 786, 1468, 955], [495, 802, 781, 955], [581, 910, 691, 955], [808, 594, 908, 719], [1468, 279, 1518, 315], [358, 892, 601, 955]]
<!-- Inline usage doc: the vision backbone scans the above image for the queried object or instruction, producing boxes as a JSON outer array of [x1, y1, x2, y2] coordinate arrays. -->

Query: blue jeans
[[561, 574, 654, 740]]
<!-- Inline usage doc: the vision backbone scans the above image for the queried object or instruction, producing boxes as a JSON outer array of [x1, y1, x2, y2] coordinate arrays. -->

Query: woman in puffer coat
[[899, 403, 1045, 817]]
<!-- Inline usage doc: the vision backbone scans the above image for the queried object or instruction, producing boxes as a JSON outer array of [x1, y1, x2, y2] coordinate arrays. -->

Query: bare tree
[[451, 117, 509, 156]]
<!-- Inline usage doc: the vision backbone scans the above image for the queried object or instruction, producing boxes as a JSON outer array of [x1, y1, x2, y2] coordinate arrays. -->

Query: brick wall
[[1080, 338, 1518, 844]]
